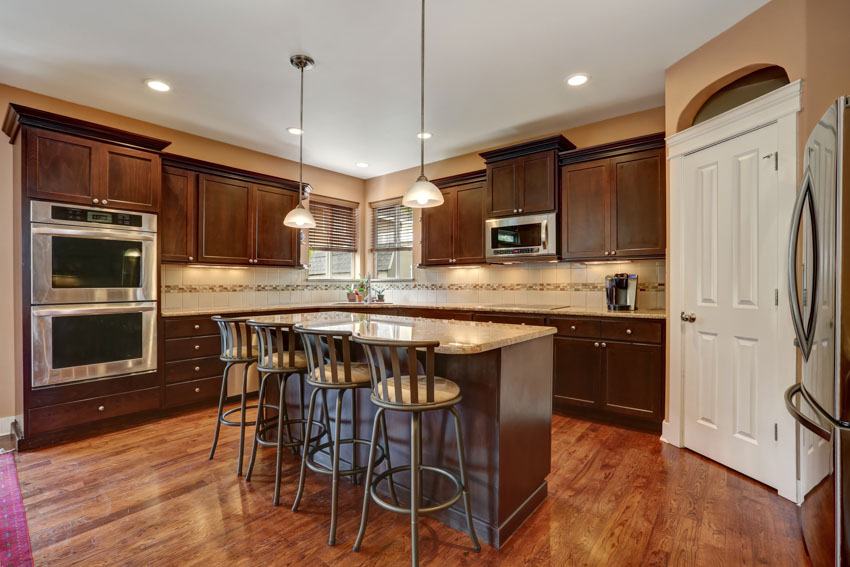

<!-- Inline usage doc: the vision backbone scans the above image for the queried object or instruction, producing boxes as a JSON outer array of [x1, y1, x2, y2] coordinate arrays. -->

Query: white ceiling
[[0, 0, 769, 179]]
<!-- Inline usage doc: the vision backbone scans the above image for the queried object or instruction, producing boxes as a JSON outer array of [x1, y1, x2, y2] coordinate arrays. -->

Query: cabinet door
[[602, 341, 663, 422], [553, 336, 602, 409], [560, 159, 610, 259], [519, 152, 555, 213], [197, 174, 253, 264], [454, 183, 486, 264], [161, 166, 197, 263], [102, 145, 160, 212], [421, 189, 455, 265], [487, 159, 519, 217], [610, 149, 665, 257], [252, 184, 299, 266], [25, 127, 100, 205]]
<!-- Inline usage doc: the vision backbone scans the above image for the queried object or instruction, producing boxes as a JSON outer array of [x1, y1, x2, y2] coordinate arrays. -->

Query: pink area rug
[[0, 453, 32, 567]]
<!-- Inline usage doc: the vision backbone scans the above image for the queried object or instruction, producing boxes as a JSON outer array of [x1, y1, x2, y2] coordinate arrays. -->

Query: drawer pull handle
[[194, 366, 200, 372], [570, 325, 576, 331], [98, 405, 105, 412], [194, 345, 200, 350], [194, 324, 200, 330], [194, 387, 201, 393], [626, 329, 632, 335]]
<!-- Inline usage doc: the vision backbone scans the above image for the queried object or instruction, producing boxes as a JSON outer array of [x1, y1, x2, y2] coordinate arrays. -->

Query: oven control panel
[[51, 205, 143, 227]]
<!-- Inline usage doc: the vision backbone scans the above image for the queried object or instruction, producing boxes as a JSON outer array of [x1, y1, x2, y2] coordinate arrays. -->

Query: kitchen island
[[250, 311, 556, 548]]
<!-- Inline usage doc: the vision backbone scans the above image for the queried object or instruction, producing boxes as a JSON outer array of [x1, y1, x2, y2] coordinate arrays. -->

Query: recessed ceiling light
[[417, 131, 432, 139], [566, 73, 589, 87], [145, 79, 170, 92], [287, 127, 304, 135], [356, 162, 369, 168]]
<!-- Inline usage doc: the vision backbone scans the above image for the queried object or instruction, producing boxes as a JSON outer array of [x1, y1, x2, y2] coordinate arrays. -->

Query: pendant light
[[401, 0, 443, 208], [284, 54, 317, 229]]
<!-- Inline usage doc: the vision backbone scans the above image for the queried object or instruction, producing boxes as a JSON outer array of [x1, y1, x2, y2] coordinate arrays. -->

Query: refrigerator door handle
[[786, 167, 819, 360], [785, 383, 833, 441]]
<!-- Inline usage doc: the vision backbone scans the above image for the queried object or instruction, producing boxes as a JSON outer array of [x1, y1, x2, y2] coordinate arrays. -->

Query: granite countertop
[[161, 301, 667, 320], [249, 311, 556, 355]]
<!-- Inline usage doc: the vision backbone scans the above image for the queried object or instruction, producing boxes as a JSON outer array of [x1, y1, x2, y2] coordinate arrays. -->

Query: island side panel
[[497, 335, 553, 538]]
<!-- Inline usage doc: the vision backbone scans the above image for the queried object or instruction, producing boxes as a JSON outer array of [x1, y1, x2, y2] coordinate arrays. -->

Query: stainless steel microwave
[[485, 212, 557, 261]]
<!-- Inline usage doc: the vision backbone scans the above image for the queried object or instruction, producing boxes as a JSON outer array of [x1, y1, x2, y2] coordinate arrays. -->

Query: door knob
[[680, 312, 696, 323]]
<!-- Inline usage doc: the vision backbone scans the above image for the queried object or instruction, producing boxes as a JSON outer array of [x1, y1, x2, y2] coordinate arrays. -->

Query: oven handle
[[31, 224, 156, 242], [32, 304, 157, 317]]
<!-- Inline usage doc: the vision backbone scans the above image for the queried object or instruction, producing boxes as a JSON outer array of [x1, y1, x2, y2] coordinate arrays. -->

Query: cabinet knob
[[601, 343, 607, 348], [102, 199, 108, 205], [570, 325, 576, 331], [93, 198, 99, 204], [611, 250, 616, 255], [194, 387, 201, 393], [519, 208, 523, 213], [194, 366, 200, 372], [594, 342, 600, 348], [194, 324, 200, 330], [98, 405, 105, 412], [626, 329, 632, 335], [513, 209, 518, 213], [188, 256, 194, 262], [604, 251, 610, 256], [194, 345, 200, 350]]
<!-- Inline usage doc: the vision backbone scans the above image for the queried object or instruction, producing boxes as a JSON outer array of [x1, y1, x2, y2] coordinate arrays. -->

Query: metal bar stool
[[244, 319, 327, 505], [209, 315, 258, 477], [291, 324, 397, 546], [351, 336, 480, 566]]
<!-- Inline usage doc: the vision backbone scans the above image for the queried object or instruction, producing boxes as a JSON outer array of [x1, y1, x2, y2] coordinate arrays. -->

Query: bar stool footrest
[[220, 404, 259, 427], [306, 438, 385, 477], [255, 417, 326, 449], [369, 465, 463, 515]]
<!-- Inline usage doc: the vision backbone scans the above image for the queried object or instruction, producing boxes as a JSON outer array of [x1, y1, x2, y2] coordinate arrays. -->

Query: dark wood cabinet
[[560, 134, 666, 260], [24, 126, 161, 212], [549, 315, 665, 430], [161, 166, 197, 263], [197, 173, 253, 264], [421, 171, 486, 266], [252, 183, 299, 266], [481, 136, 575, 218]]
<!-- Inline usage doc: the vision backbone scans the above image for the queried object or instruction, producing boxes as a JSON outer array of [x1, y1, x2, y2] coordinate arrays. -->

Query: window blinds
[[308, 200, 358, 251], [371, 202, 414, 251]]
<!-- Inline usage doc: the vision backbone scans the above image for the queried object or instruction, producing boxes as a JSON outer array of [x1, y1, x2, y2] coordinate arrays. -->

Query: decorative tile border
[[162, 281, 664, 294]]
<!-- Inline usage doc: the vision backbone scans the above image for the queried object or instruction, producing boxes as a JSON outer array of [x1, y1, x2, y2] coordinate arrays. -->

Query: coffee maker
[[605, 273, 637, 311]]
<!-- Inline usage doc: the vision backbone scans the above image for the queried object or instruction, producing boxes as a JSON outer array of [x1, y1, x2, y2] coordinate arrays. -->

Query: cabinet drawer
[[165, 376, 222, 408], [547, 317, 601, 338], [601, 320, 662, 344], [28, 387, 160, 435], [165, 355, 226, 384], [473, 313, 547, 326], [164, 317, 220, 339], [165, 335, 221, 362]]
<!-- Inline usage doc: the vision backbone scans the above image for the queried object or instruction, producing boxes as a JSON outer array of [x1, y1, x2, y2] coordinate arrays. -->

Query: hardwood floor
[[14, 406, 810, 566]]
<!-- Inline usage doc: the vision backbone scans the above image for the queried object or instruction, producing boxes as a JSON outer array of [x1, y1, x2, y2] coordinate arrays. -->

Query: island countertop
[[249, 311, 556, 355]]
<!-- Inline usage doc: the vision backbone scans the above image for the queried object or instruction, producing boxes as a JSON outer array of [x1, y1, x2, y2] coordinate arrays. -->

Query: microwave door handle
[[785, 383, 832, 440], [541, 219, 548, 250], [786, 168, 814, 359]]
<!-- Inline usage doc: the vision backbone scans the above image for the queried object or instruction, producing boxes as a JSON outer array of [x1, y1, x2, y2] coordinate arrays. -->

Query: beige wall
[[0, 84, 367, 425]]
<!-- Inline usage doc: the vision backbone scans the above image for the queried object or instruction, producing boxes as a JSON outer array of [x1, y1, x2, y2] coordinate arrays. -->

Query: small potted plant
[[345, 284, 357, 303], [355, 276, 368, 302], [374, 287, 385, 302]]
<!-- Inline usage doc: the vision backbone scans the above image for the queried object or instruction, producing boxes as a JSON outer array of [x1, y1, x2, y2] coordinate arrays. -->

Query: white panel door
[[682, 124, 783, 489]]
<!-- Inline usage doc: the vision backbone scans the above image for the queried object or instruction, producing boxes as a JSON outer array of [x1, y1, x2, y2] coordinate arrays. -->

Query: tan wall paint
[[804, 0, 850, 134], [0, 84, 367, 424]]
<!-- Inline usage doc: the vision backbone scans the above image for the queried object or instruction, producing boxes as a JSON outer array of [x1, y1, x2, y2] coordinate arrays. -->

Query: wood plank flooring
[[13, 406, 811, 566]]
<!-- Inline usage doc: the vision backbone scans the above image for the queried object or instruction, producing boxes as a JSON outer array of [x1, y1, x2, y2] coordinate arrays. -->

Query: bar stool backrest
[[352, 336, 439, 406], [294, 325, 355, 384], [212, 316, 254, 362], [247, 320, 300, 371]]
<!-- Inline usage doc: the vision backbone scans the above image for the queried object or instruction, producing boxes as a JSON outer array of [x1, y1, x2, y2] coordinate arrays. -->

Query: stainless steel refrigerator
[[785, 96, 850, 566]]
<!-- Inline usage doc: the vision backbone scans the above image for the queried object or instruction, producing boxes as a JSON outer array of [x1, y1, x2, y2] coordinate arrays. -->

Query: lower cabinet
[[163, 315, 227, 409], [551, 318, 665, 428]]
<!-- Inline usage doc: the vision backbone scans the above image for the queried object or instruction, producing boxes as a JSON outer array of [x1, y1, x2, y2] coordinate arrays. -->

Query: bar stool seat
[[271, 350, 308, 368], [376, 376, 460, 405], [311, 362, 372, 384]]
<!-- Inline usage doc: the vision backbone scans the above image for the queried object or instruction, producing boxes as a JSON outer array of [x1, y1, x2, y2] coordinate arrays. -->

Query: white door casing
[[666, 80, 801, 501]]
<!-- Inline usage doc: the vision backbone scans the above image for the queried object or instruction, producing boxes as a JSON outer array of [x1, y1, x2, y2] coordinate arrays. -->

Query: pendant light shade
[[402, 0, 443, 209], [284, 54, 317, 229], [402, 174, 443, 208]]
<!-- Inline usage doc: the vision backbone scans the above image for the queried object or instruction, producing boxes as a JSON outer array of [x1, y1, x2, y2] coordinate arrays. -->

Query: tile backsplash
[[161, 260, 665, 311]]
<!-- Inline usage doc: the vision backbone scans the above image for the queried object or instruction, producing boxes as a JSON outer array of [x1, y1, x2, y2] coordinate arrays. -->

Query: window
[[371, 201, 413, 279], [307, 198, 358, 279]]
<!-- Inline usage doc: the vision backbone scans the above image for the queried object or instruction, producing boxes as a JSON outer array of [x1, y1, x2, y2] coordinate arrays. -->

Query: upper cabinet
[[560, 134, 666, 260], [480, 135, 575, 218], [421, 171, 486, 266], [3, 105, 170, 213], [162, 157, 301, 267]]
